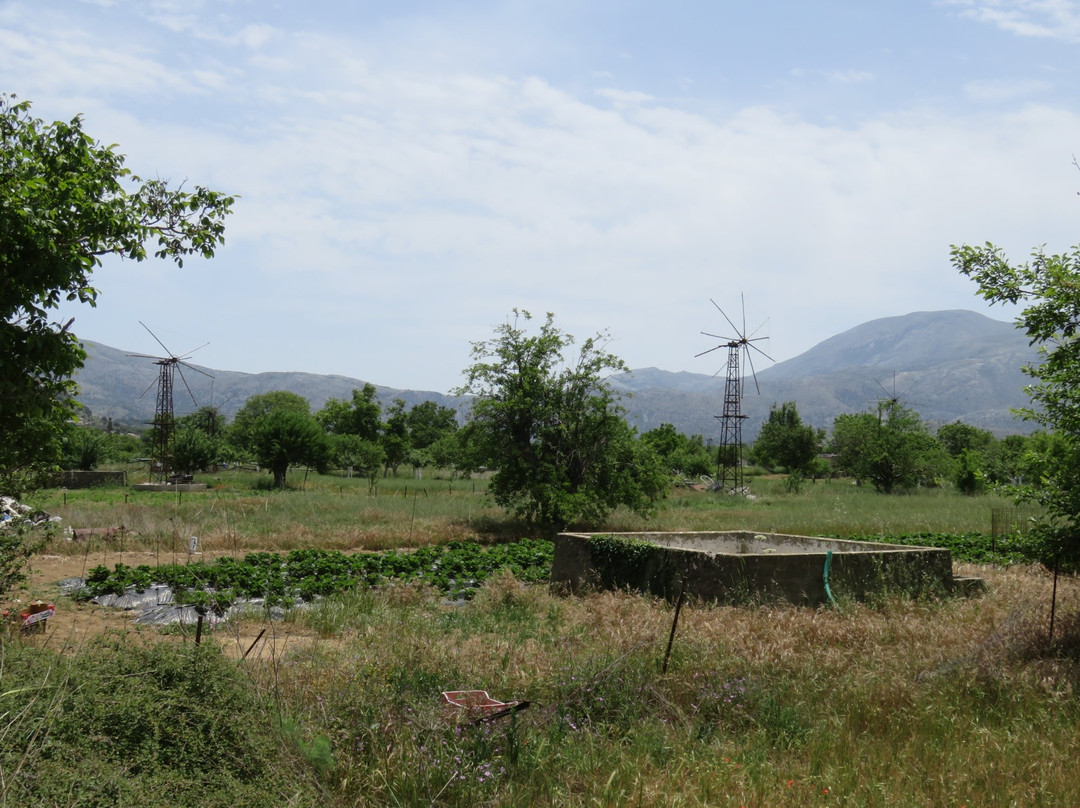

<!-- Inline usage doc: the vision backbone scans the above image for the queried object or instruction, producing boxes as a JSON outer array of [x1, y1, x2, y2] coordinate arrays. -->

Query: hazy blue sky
[[5, 0, 1080, 393]]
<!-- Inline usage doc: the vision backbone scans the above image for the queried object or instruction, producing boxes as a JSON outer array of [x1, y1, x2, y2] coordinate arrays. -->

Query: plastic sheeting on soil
[[58, 578, 289, 626]]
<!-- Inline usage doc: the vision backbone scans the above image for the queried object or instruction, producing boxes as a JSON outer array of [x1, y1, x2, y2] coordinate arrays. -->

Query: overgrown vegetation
[[3, 472, 1080, 806], [0, 637, 320, 807]]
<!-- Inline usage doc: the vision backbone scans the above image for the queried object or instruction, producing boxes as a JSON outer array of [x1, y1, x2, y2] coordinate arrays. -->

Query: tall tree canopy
[[952, 242, 1080, 566], [830, 401, 949, 493], [752, 401, 820, 475], [0, 93, 235, 492], [457, 310, 666, 532], [229, 391, 311, 457]]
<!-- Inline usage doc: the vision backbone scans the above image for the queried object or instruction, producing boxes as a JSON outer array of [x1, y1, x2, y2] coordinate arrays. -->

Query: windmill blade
[[137, 376, 158, 400], [178, 360, 214, 380], [709, 298, 743, 338], [175, 364, 199, 408], [178, 340, 211, 358], [700, 330, 738, 344], [874, 373, 899, 403], [743, 345, 761, 395], [127, 352, 168, 360], [740, 292, 747, 341], [747, 339, 774, 363], [749, 317, 770, 340], [139, 321, 174, 358], [694, 342, 730, 359]]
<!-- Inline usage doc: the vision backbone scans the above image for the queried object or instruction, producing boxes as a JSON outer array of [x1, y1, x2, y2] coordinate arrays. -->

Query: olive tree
[[456, 310, 666, 533]]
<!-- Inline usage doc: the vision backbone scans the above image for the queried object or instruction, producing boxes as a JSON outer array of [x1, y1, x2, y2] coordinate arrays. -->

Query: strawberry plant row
[[78, 538, 555, 606]]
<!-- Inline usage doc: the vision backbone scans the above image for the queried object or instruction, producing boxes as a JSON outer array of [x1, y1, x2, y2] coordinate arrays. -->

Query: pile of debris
[[0, 497, 57, 530]]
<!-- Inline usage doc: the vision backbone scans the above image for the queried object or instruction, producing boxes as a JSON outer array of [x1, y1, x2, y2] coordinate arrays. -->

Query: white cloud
[[7, 1, 1080, 391], [947, 0, 1080, 43], [963, 77, 1051, 101]]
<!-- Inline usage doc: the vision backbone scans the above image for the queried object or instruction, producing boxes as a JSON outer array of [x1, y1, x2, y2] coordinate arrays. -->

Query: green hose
[[823, 550, 837, 607]]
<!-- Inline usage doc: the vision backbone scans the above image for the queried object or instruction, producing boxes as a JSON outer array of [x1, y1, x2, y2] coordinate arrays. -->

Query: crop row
[[78, 538, 555, 606]]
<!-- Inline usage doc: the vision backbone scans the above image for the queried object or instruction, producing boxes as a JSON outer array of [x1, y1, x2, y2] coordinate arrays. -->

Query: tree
[[171, 425, 220, 475], [936, 421, 996, 459], [59, 425, 107, 471], [316, 384, 381, 442], [752, 402, 821, 476], [327, 433, 384, 481], [953, 241, 1080, 567], [406, 400, 458, 450], [456, 310, 667, 532], [640, 423, 714, 479], [229, 391, 311, 458], [0, 94, 234, 494], [380, 399, 412, 477], [252, 410, 329, 489], [830, 401, 949, 493]]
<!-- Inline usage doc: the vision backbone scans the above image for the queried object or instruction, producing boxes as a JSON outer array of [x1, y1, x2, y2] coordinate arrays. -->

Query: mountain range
[[72, 309, 1039, 440]]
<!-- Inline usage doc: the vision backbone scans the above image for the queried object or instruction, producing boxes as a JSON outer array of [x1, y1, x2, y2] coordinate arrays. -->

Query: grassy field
[[24, 470, 1021, 555], [3, 471, 1077, 807]]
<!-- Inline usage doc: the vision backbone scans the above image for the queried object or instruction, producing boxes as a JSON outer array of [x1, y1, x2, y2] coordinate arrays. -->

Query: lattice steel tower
[[130, 322, 212, 483], [697, 296, 771, 494]]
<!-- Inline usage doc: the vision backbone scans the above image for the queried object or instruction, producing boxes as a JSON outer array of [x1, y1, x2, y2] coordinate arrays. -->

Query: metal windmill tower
[[696, 296, 772, 494], [130, 322, 212, 483]]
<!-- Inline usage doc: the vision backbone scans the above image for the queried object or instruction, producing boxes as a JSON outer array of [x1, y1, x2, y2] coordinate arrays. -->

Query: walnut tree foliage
[[0, 93, 235, 494], [456, 310, 667, 533], [952, 242, 1080, 567]]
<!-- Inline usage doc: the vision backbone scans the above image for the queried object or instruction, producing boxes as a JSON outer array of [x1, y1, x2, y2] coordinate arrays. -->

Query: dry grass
[[204, 563, 1080, 807]]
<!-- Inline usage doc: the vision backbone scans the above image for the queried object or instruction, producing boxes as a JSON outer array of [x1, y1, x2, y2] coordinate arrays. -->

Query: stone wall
[[551, 531, 959, 607], [52, 470, 127, 489]]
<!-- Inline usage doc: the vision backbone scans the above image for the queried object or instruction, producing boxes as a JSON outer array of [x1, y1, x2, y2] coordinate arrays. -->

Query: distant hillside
[[72, 342, 467, 429], [610, 310, 1038, 438], [73, 310, 1038, 438]]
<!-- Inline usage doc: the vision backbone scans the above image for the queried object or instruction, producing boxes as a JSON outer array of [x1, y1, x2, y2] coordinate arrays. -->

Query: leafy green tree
[[59, 425, 107, 471], [830, 401, 949, 493], [752, 401, 821, 475], [0, 93, 234, 494], [429, 430, 465, 473], [101, 431, 143, 463], [985, 433, 1030, 485], [640, 423, 714, 478], [954, 449, 985, 495], [328, 433, 384, 480], [406, 399, 458, 450], [252, 409, 329, 488], [937, 422, 998, 494], [953, 242, 1080, 568], [171, 424, 219, 475], [229, 391, 311, 457], [380, 399, 412, 477], [177, 405, 226, 439], [936, 421, 996, 459], [316, 384, 381, 442], [456, 310, 667, 532]]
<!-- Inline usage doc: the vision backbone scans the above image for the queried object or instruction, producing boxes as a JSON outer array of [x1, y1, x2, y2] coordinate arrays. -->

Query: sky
[[5, 0, 1080, 394]]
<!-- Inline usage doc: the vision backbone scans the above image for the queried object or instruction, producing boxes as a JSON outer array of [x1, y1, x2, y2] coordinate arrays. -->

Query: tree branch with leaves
[[0, 93, 235, 493]]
